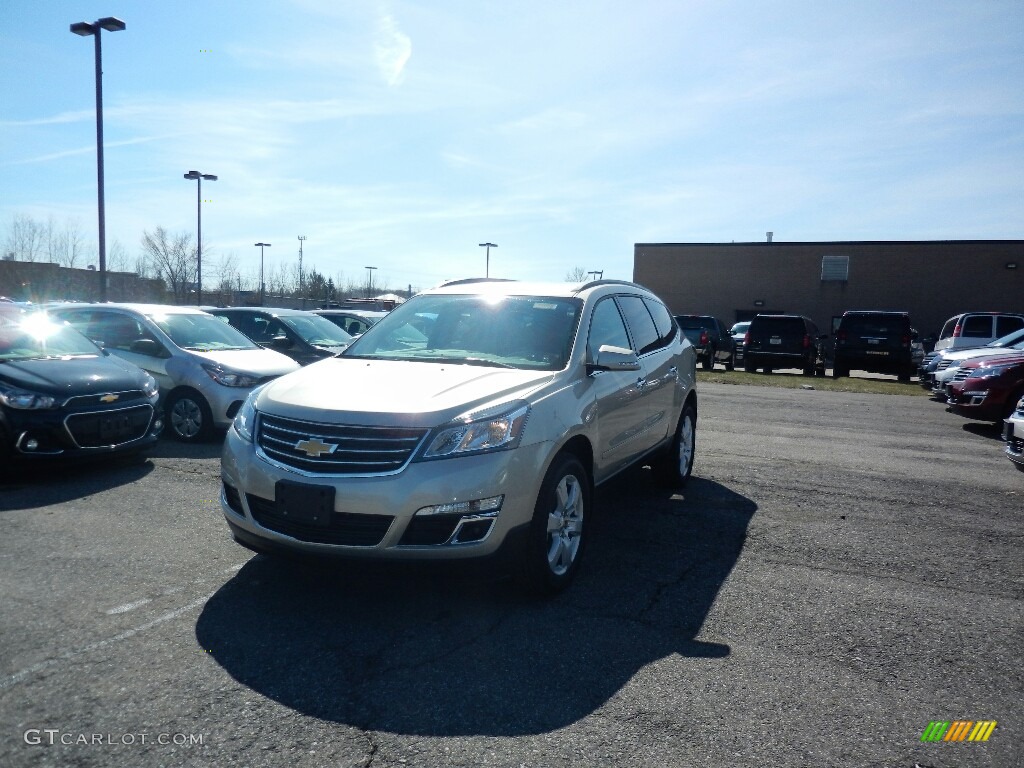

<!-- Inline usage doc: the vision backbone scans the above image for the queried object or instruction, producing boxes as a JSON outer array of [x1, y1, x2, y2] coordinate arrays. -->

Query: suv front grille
[[952, 370, 972, 383], [247, 494, 393, 545], [936, 360, 953, 371], [256, 413, 428, 475]]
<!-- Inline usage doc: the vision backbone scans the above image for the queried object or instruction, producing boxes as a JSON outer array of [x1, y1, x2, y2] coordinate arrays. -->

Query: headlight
[[142, 373, 160, 399], [968, 363, 1019, 380], [419, 402, 530, 460], [203, 363, 261, 388], [0, 382, 57, 410], [232, 387, 261, 442]]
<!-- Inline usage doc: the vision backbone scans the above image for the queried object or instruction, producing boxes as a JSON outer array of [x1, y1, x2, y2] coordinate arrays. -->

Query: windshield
[[987, 328, 1024, 348], [345, 294, 583, 371], [280, 314, 354, 346], [150, 312, 260, 351], [0, 312, 101, 361]]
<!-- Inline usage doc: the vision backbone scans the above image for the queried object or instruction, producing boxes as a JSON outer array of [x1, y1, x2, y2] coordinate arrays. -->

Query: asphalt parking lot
[[1, 381, 1020, 768]]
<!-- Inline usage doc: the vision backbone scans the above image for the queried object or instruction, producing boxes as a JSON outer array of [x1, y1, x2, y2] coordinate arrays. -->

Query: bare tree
[[4, 213, 45, 262], [140, 227, 196, 304], [107, 239, 131, 273], [565, 266, 588, 282]]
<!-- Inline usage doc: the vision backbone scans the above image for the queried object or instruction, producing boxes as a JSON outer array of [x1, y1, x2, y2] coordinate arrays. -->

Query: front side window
[[346, 294, 582, 371], [586, 298, 631, 362]]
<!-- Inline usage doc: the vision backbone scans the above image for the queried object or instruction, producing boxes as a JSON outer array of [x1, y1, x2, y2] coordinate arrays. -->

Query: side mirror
[[268, 334, 293, 350], [589, 344, 641, 373], [129, 338, 167, 358]]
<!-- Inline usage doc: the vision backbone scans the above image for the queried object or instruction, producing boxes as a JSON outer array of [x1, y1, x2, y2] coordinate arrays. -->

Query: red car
[[945, 353, 1024, 422]]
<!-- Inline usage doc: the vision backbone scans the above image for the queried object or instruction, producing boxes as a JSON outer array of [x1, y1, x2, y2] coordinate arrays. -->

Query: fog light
[[25, 438, 39, 451], [415, 495, 503, 516]]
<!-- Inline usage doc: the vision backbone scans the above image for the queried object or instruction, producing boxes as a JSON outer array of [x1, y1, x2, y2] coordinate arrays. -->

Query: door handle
[[636, 377, 647, 389]]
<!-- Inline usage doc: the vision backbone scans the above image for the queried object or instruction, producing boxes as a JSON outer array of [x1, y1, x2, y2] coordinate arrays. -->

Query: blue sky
[[2, 0, 1022, 291]]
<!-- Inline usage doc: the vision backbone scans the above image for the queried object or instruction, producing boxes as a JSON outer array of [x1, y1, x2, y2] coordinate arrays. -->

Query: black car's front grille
[[247, 494, 393, 545], [64, 405, 154, 448], [256, 413, 428, 475], [63, 389, 148, 409]]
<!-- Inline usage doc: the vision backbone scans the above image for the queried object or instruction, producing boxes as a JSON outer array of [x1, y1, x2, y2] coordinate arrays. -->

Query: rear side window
[[616, 296, 660, 355], [642, 298, 676, 346], [962, 315, 993, 338], [996, 316, 1024, 337]]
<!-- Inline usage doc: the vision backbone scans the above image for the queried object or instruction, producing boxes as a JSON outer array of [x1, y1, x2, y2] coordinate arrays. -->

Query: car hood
[[257, 358, 555, 427], [189, 347, 300, 376], [0, 354, 148, 397], [945, 346, 1024, 363]]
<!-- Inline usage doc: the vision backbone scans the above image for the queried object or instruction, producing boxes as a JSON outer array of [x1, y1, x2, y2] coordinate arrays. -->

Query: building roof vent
[[821, 254, 849, 282]]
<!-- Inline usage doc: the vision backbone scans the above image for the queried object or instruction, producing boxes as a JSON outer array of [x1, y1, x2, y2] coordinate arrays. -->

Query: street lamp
[[365, 266, 377, 298], [255, 243, 271, 305], [70, 16, 126, 302], [183, 171, 216, 305], [479, 242, 497, 278], [297, 235, 306, 307]]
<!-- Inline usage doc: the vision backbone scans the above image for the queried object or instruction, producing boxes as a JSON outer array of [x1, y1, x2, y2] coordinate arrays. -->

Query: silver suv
[[220, 279, 697, 593]]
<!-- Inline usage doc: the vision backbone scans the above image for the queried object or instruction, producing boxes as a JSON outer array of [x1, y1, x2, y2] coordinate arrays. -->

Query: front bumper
[[220, 426, 552, 561], [1004, 417, 1024, 467]]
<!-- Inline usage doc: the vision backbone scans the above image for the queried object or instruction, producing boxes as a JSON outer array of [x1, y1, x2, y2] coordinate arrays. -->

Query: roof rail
[[436, 277, 517, 288], [574, 278, 641, 293]]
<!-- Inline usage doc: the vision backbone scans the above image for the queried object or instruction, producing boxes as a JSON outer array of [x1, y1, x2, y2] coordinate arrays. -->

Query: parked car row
[[916, 311, 1024, 473]]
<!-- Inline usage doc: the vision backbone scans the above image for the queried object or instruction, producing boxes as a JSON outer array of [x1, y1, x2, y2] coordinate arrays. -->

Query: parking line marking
[[105, 598, 152, 615], [1, 591, 215, 691]]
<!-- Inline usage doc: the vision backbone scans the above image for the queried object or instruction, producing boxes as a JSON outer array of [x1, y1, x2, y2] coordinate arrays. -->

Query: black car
[[673, 315, 735, 370], [743, 314, 826, 375], [0, 308, 162, 469], [833, 310, 916, 381], [208, 307, 354, 366]]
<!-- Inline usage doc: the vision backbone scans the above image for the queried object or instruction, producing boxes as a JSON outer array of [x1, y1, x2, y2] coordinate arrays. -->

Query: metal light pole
[[70, 16, 125, 302], [365, 266, 377, 298], [478, 242, 497, 278], [184, 171, 216, 305], [297, 235, 306, 308], [255, 243, 271, 305]]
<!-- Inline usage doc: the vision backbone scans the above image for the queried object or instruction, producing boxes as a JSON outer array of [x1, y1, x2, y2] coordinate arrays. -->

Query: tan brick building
[[633, 240, 1024, 338]]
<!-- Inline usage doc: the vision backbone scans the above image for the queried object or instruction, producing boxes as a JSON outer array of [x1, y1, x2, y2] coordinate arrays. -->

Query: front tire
[[166, 389, 214, 442], [653, 403, 696, 488], [520, 454, 591, 595]]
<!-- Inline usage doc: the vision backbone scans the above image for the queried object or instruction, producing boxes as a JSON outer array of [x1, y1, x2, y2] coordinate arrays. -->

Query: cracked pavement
[[0, 382, 1020, 767]]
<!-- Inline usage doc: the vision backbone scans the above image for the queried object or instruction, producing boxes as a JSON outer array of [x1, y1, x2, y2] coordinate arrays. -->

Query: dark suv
[[673, 315, 735, 370], [833, 311, 915, 381], [743, 314, 826, 376]]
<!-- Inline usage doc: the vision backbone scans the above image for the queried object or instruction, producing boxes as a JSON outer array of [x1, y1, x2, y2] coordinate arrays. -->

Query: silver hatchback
[[50, 304, 300, 441], [220, 279, 697, 593]]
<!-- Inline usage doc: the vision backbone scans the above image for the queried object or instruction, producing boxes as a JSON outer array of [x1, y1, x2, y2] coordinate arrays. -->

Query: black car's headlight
[[0, 382, 58, 410], [419, 402, 530, 460]]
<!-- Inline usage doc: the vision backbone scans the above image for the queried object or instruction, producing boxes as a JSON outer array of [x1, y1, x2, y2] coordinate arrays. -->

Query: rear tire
[[653, 403, 696, 488], [519, 453, 591, 595]]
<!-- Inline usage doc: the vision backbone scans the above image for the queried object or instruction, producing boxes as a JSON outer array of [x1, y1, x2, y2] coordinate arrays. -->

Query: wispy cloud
[[375, 12, 411, 86]]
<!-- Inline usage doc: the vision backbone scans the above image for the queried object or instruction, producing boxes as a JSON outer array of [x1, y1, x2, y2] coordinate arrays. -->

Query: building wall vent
[[821, 254, 849, 282]]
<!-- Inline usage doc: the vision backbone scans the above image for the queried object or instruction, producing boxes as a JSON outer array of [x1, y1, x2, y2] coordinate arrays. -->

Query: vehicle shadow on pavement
[[960, 422, 1005, 441], [194, 472, 757, 736], [0, 454, 153, 511]]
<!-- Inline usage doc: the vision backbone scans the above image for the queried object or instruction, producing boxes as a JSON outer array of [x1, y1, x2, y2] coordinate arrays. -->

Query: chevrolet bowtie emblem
[[294, 438, 338, 458], [99, 394, 120, 403]]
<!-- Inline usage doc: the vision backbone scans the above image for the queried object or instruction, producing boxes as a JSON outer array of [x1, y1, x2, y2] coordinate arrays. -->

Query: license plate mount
[[275, 480, 335, 527]]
